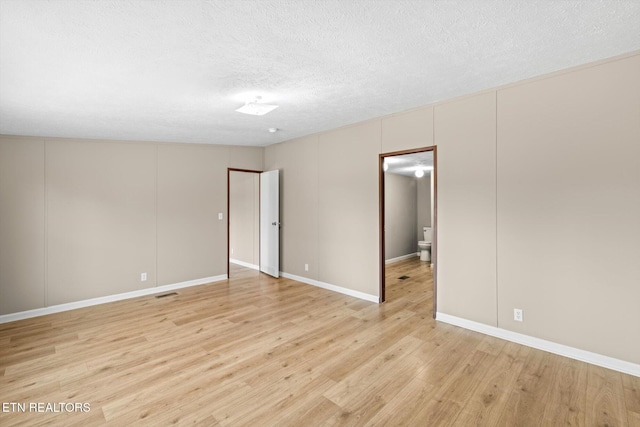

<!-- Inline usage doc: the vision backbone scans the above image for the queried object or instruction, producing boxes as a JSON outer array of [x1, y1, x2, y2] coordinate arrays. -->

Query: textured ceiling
[[1, 0, 639, 147]]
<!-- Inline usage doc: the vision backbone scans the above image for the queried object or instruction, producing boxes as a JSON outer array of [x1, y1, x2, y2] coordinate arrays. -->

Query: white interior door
[[260, 170, 279, 277]]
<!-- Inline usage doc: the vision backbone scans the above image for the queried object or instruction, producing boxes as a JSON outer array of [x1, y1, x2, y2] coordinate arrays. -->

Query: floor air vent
[[155, 292, 178, 299], [398, 276, 410, 280]]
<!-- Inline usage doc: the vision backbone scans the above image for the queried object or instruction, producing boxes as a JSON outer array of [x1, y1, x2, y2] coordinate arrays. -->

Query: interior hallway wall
[[384, 172, 417, 261], [229, 171, 259, 268], [416, 172, 431, 236]]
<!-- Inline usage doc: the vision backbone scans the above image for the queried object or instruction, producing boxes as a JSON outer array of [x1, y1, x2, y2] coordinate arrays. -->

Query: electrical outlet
[[304, 264, 309, 272], [514, 308, 523, 322], [218, 213, 223, 220], [141, 272, 147, 282]]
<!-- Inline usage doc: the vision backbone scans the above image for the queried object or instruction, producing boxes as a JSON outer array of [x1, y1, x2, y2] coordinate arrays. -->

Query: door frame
[[379, 146, 438, 317], [227, 168, 262, 278]]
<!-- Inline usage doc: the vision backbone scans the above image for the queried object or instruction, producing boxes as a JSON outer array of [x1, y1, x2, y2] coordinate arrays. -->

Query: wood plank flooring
[[1, 258, 638, 426]]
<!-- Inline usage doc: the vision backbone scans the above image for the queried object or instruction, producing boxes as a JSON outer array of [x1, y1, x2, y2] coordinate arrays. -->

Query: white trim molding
[[436, 312, 640, 378], [385, 253, 419, 265], [229, 259, 259, 271], [281, 272, 379, 303], [0, 275, 228, 324]]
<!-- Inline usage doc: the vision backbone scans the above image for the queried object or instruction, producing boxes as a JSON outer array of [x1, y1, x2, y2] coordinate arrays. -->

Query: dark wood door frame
[[227, 168, 262, 279], [379, 146, 437, 317]]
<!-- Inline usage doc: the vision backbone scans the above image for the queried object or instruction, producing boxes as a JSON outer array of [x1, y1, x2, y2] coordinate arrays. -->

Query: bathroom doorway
[[379, 146, 437, 316]]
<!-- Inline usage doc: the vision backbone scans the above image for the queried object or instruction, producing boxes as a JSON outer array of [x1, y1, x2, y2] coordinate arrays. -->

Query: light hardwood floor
[[1, 258, 639, 426]]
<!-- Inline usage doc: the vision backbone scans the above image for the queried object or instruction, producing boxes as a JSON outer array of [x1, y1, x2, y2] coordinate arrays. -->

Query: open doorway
[[227, 168, 281, 279], [379, 147, 437, 316], [227, 168, 261, 278]]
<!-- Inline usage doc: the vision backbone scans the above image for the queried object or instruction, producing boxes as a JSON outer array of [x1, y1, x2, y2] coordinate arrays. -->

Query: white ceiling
[[385, 151, 433, 177], [1, 1, 639, 147]]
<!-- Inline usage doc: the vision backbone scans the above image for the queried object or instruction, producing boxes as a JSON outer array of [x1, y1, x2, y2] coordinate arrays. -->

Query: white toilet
[[418, 227, 432, 262]]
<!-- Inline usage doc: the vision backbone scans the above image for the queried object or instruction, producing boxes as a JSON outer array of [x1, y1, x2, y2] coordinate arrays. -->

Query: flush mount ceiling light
[[235, 96, 279, 116], [414, 165, 434, 177]]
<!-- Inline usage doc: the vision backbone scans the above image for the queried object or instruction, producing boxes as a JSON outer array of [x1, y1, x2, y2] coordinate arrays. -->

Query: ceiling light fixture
[[235, 96, 279, 116], [268, 128, 279, 133], [415, 169, 425, 178]]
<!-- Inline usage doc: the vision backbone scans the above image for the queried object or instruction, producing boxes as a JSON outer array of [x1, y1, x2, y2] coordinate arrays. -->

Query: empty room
[[1, 1, 639, 426]]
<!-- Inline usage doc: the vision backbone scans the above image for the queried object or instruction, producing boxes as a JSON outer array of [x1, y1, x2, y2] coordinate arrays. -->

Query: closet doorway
[[227, 168, 280, 279], [227, 169, 261, 278]]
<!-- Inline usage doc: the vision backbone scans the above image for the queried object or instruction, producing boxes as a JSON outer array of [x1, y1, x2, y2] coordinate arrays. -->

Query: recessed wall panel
[[157, 144, 228, 285], [46, 139, 156, 305], [435, 92, 497, 326], [497, 55, 640, 363], [381, 107, 433, 153], [228, 146, 263, 171], [318, 122, 380, 296], [0, 136, 45, 314], [264, 136, 319, 279]]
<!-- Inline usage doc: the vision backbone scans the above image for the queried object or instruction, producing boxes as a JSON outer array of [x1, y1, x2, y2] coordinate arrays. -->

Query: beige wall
[[264, 108, 435, 299], [265, 52, 640, 365], [264, 135, 319, 279], [381, 107, 434, 153], [229, 171, 259, 266], [384, 172, 417, 260], [0, 136, 262, 313], [47, 139, 157, 304], [435, 91, 497, 326], [228, 145, 263, 171], [265, 122, 381, 296], [496, 54, 640, 363], [157, 144, 228, 286], [317, 122, 381, 295], [417, 172, 431, 234], [0, 136, 45, 313]]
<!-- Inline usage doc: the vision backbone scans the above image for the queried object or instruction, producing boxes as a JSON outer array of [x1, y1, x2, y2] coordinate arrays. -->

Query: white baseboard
[[229, 258, 259, 271], [280, 272, 379, 303], [436, 312, 640, 378], [0, 275, 228, 324], [385, 253, 419, 264]]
